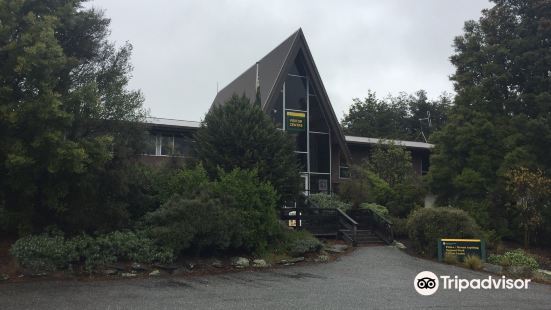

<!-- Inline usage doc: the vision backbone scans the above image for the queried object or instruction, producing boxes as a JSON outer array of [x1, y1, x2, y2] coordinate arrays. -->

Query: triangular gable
[[212, 30, 299, 108], [211, 29, 351, 161]]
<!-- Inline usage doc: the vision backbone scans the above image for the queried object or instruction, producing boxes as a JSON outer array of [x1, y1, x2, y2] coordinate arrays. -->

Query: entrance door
[[301, 173, 309, 196]]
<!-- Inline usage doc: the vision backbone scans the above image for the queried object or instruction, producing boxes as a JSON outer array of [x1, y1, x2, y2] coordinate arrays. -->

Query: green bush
[[359, 203, 389, 218], [443, 253, 459, 265], [11, 232, 174, 273], [145, 168, 282, 255], [386, 182, 425, 218], [10, 235, 77, 273], [285, 231, 323, 257], [464, 255, 483, 270], [308, 193, 351, 211], [389, 216, 408, 238], [70, 234, 117, 272], [144, 195, 235, 255], [407, 207, 482, 257], [487, 249, 539, 271], [339, 165, 394, 208]]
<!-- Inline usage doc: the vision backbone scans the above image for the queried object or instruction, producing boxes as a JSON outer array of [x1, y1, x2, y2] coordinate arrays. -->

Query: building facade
[[141, 29, 433, 194]]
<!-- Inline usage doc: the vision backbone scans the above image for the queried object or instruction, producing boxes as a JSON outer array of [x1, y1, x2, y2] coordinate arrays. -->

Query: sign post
[[438, 238, 485, 262]]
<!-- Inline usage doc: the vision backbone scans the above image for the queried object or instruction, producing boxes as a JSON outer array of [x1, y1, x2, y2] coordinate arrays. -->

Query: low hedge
[[10, 231, 174, 273], [285, 231, 323, 257], [487, 249, 539, 271], [308, 193, 351, 211], [407, 207, 482, 257]]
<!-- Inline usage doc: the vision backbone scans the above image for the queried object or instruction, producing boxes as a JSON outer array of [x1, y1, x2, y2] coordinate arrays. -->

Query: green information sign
[[438, 238, 485, 262], [286, 111, 306, 132]]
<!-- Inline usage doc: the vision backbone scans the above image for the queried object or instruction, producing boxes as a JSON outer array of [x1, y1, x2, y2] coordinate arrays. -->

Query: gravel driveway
[[1, 246, 549, 309]]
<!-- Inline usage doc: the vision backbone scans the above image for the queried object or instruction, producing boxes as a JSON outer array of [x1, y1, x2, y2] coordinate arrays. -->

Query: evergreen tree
[[428, 0, 551, 244], [342, 90, 451, 141], [0, 0, 146, 234], [194, 94, 301, 205]]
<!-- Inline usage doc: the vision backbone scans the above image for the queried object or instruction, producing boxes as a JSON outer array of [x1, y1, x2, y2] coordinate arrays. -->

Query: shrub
[[487, 249, 539, 271], [285, 231, 323, 257], [11, 232, 174, 273], [144, 195, 234, 255], [464, 255, 483, 270], [360, 203, 389, 218], [389, 216, 408, 238], [70, 234, 117, 272], [386, 182, 425, 218], [443, 253, 459, 265], [145, 168, 282, 255], [211, 168, 282, 253], [339, 164, 394, 208], [10, 235, 77, 273], [308, 193, 351, 211], [407, 207, 482, 257]]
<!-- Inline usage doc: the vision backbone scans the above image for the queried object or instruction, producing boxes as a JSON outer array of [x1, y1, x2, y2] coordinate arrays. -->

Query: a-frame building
[[212, 29, 351, 195]]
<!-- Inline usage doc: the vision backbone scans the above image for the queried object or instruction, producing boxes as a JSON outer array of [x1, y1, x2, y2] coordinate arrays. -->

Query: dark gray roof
[[210, 28, 351, 161], [212, 30, 299, 107]]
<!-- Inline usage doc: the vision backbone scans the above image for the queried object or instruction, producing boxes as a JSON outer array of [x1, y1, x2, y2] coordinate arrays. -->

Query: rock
[[506, 265, 533, 278], [482, 263, 503, 274], [184, 262, 195, 270], [172, 267, 192, 275], [1, 274, 9, 281], [211, 259, 223, 268], [231, 257, 250, 268], [534, 269, 551, 282], [279, 257, 305, 265], [121, 272, 137, 277], [152, 263, 181, 271], [393, 241, 407, 250], [315, 255, 329, 263], [131, 262, 146, 272], [325, 244, 348, 253], [101, 269, 118, 276], [252, 259, 268, 268], [107, 263, 127, 271], [149, 269, 161, 276]]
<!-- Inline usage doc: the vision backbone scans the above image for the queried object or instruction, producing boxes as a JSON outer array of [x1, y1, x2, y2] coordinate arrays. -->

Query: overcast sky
[[87, 0, 492, 122]]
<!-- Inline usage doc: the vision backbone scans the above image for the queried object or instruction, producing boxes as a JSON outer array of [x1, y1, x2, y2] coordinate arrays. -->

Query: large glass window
[[296, 153, 307, 173], [289, 131, 307, 152], [160, 135, 173, 156], [285, 75, 307, 111], [174, 134, 193, 157], [309, 95, 329, 133], [144, 133, 157, 155], [309, 133, 330, 173]]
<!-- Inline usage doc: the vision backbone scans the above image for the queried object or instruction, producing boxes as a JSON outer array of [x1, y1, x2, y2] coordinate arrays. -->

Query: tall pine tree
[[428, 0, 551, 245], [0, 0, 146, 234]]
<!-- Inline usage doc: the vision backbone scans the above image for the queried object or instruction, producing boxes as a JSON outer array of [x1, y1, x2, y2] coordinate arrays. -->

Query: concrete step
[[339, 229, 386, 245]]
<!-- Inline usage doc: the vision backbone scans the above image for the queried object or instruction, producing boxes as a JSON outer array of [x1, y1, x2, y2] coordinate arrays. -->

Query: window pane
[[161, 135, 173, 156], [310, 174, 330, 194], [289, 131, 307, 152], [270, 91, 283, 128], [310, 133, 330, 173], [144, 133, 156, 155], [340, 166, 350, 179], [309, 96, 329, 132], [285, 75, 307, 111], [174, 134, 193, 156], [295, 152, 307, 172]]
